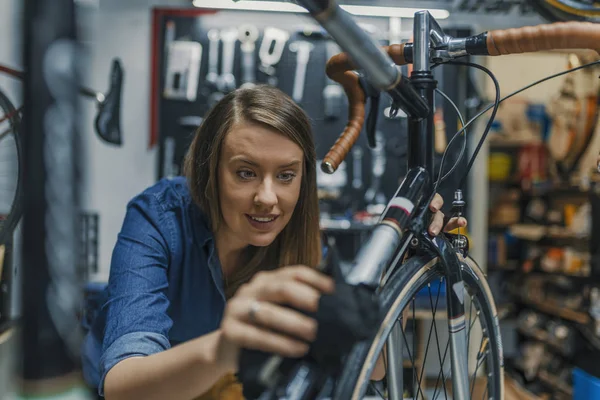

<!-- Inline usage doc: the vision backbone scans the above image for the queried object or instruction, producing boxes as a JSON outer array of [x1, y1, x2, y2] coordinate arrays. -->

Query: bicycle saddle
[[95, 58, 123, 145]]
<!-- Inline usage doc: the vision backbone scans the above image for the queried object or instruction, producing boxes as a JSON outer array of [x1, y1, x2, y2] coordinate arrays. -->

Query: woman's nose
[[253, 180, 278, 207]]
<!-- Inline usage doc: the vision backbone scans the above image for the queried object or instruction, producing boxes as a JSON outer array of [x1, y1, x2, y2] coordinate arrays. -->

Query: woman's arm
[[104, 330, 232, 400], [105, 265, 335, 400]]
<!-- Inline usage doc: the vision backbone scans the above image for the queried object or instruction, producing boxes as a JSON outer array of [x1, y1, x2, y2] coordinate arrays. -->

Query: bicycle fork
[[441, 237, 470, 400], [385, 235, 470, 400], [432, 235, 471, 400]]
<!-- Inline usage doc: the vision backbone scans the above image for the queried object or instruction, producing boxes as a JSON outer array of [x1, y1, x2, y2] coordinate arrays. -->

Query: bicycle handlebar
[[485, 21, 600, 55], [312, 6, 600, 173], [321, 44, 410, 173]]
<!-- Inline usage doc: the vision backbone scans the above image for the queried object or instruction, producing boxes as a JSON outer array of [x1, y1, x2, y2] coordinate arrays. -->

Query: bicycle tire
[[334, 253, 504, 400], [531, 0, 600, 22], [0, 88, 23, 246]]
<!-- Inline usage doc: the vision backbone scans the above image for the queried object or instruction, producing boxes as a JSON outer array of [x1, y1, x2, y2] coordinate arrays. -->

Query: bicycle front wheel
[[335, 253, 504, 400]]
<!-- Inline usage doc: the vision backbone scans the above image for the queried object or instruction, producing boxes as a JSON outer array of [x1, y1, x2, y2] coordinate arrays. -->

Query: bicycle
[[0, 59, 124, 247], [236, 1, 600, 399]]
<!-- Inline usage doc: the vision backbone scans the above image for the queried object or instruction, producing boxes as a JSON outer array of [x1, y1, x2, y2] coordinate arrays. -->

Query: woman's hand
[[217, 266, 335, 371], [427, 193, 467, 236]]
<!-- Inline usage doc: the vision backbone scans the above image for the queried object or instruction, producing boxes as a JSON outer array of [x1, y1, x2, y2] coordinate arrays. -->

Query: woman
[[82, 85, 465, 400]]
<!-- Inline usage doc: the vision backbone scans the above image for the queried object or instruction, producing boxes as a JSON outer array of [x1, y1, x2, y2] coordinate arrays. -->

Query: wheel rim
[[0, 90, 22, 245]]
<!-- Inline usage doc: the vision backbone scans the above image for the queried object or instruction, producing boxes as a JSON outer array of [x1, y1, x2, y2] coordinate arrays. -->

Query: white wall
[[78, 0, 188, 282]]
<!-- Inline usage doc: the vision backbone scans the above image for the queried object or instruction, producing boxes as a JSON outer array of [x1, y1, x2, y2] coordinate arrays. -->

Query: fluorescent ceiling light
[[192, 0, 450, 20], [342, 5, 449, 19]]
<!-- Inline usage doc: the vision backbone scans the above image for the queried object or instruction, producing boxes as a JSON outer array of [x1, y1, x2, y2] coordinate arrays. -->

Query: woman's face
[[217, 122, 304, 250]]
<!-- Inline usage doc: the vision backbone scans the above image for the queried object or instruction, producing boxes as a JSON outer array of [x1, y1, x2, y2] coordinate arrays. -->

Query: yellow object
[[447, 227, 473, 249], [195, 373, 243, 400], [488, 153, 512, 181], [564, 204, 577, 228]]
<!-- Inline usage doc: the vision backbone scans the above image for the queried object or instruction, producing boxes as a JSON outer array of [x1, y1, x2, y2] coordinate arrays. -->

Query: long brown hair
[[184, 85, 321, 298]]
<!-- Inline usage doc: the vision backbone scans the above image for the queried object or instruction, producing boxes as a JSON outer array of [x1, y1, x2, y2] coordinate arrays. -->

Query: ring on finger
[[248, 300, 261, 323]]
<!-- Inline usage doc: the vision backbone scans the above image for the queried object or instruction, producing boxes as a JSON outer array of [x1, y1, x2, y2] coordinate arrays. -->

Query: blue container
[[573, 368, 600, 399], [414, 279, 447, 310]]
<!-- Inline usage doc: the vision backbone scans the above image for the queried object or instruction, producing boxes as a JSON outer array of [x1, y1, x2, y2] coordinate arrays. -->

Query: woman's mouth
[[245, 214, 279, 231]]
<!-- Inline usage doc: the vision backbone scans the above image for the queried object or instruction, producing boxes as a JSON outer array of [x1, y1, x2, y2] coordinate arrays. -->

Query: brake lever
[[357, 74, 381, 148]]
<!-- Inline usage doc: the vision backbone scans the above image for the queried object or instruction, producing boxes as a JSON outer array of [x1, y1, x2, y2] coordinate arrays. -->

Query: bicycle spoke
[[382, 332, 390, 400], [0, 106, 22, 124], [470, 335, 486, 398], [412, 299, 418, 400], [466, 294, 475, 352], [416, 282, 443, 393], [401, 309, 426, 400], [431, 338, 450, 400], [428, 278, 448, 400], [433, 366, 453, 400], [433, 365, 452, 400], [369, 382, 386, 399], [481, 383, 488, 400], [0, 127, 13, 141]]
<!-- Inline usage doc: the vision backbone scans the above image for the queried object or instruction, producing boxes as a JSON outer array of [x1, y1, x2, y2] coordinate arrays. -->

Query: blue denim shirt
[[81, 177, 226, 396]]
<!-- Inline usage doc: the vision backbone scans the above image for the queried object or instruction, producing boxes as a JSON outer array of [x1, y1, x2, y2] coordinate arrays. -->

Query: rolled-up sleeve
[[98, 192, 174, 396]]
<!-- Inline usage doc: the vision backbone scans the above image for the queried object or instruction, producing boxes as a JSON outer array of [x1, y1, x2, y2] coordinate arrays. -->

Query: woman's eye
[[278, 172, 297, 182], [236, 170, 256, 180]]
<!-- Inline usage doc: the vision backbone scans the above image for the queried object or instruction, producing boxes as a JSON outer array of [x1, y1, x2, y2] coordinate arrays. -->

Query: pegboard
[[150, 8, 473, 215]]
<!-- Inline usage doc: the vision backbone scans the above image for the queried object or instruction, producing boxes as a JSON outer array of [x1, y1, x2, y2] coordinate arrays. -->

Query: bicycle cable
[[431, 61, 501, 195], [445, 59, 600, 190], [444, 61, 501, 191], [433, 87, 468, 187]]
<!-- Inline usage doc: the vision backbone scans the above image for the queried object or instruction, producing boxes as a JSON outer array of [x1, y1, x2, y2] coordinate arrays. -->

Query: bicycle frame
[[295, 2, 479, 399]]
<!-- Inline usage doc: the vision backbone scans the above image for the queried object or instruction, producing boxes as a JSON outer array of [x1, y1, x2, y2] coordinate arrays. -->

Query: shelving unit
[[485, 125, 599, 398]]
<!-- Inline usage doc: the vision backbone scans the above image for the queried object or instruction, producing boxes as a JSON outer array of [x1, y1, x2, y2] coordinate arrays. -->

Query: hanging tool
[[217, 27, 238, 93], [238, 24, 259, 88], [289, 40, 314, 103], [258, 27, 289, 86]]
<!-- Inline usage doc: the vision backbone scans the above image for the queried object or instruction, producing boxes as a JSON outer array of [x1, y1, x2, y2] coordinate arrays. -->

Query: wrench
[[238, 24, 259, 88], [323, 40, 344, 119], [205, 29, 220, 87], [258, 27, 289, 86], [217, 27, 238, 92], [289, 41, 314, 103]]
